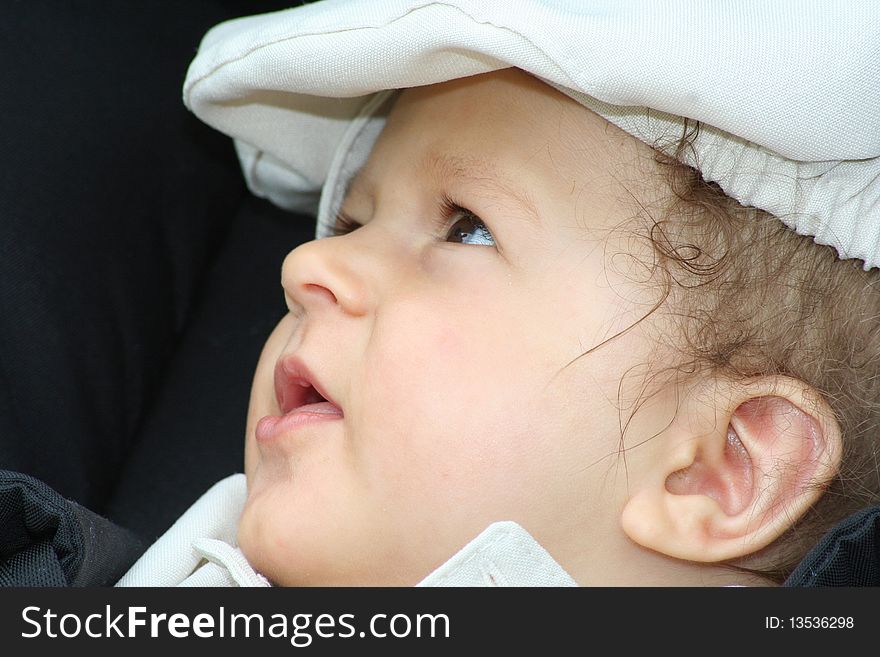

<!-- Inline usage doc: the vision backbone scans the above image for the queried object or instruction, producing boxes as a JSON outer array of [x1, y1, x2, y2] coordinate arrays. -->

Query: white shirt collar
[[417, 521, 578, 587]]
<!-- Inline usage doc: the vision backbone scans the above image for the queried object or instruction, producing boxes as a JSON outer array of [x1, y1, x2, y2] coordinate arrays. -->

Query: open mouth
[[273, 355, 343, 416], [281, 382, 334, 414], [256, 356, 343, 444]]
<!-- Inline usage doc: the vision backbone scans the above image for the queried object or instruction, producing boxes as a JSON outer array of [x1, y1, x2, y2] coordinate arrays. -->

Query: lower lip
[[255, 402, 343, 443]]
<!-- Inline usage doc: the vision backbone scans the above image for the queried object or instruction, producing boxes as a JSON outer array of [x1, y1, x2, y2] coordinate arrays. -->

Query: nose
[[281, 235, 373, 317]]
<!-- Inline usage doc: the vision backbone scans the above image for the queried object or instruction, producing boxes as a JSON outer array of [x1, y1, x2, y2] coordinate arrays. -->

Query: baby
[[236, 69, 880, 587], [119, 1, 880, 587]]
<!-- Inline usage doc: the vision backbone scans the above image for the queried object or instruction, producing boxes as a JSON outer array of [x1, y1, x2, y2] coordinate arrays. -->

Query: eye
[[327, 212, 362, 238], [327, 198, 497, 248], [441, 197, 496, 247]]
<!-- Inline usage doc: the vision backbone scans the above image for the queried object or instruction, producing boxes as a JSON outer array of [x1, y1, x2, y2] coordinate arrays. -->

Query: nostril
[[303, 283, 338, 306]]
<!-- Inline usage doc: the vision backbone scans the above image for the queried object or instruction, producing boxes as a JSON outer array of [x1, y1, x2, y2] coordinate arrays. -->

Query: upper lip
[[273, 354, 342, 415]]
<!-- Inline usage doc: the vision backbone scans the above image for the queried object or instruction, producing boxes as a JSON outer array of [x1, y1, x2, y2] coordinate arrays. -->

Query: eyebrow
[[344, 151, 541, 226]]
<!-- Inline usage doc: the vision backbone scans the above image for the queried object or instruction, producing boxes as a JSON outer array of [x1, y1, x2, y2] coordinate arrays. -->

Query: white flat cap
[[184, 0, 880, 270]]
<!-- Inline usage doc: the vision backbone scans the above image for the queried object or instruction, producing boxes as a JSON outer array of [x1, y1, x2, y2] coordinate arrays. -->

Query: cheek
[[355, 303, 546, 499], [365, 302, 507, 410]]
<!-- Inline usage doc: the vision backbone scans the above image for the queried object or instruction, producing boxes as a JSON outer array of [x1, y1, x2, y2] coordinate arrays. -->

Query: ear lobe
[[621, 378, 842, 563]]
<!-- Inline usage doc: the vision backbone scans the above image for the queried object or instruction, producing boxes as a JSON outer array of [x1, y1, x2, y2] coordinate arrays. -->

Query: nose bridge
[[281, 232, 378, 317]]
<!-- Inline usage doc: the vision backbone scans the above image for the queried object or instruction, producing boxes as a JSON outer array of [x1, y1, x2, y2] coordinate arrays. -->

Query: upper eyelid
[[330, 210, 362, 236], [330, 199, 491, 239], [336, 209, 361, 227], [330, 202, 503, 259], [337, 201, 480, 224]]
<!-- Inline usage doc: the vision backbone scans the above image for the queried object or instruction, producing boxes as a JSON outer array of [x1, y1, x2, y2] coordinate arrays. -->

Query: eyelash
[[327, 195, 493, 245], [329, 212, 361, 237]]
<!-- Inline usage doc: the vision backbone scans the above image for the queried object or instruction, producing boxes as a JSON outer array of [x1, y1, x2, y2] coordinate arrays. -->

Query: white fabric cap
[[184, 0, 880, 270]]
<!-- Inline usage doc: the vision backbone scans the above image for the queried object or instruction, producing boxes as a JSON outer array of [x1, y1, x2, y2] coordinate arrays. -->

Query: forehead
[[345, 69, 659, 213]]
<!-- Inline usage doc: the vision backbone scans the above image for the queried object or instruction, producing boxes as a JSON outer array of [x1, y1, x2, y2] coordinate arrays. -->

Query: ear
[[620, 376, 843, 562]]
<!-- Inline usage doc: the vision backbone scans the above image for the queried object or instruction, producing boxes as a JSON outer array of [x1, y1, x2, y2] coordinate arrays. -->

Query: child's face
[[239, 68, 671, 585]]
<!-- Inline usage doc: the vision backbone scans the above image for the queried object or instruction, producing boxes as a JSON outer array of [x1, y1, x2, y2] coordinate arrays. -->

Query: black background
[[1, 1, 309, 541]]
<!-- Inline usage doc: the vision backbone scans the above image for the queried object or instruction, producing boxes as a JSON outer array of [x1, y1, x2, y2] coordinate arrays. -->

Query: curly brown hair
[[618, 120, 880, 583]]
